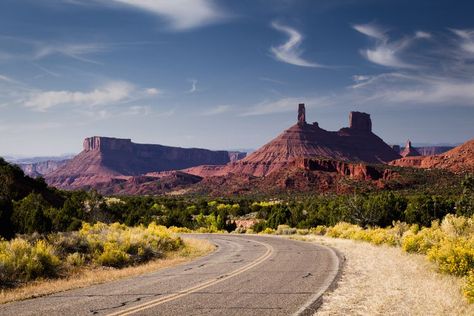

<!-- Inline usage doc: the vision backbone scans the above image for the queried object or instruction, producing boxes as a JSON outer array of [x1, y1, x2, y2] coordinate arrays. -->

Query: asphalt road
[[0, 234, 341, 316]]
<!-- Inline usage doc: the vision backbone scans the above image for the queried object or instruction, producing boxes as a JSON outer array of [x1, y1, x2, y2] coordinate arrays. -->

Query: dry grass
[[0, 238, 214, 305], [290, 235, 474, 316]]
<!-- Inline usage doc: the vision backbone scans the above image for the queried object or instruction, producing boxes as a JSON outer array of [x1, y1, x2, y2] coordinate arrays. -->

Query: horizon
[[1, 0, 474, 156]]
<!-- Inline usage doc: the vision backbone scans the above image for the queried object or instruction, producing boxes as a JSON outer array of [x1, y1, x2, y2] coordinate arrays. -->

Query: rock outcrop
[[400, 140, 421, 157], [212, 104, 400, 177], [18, 159, 69, 178], [46, 136, 245, 189], [390, 138, 474, 173]]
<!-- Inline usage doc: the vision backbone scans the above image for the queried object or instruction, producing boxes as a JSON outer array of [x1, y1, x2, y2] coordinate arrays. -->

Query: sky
[[1, 0, 474, 156]]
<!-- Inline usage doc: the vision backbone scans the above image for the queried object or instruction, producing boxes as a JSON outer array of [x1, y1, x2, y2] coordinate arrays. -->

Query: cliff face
[[18, 160, 69, 178], [46, 136, 244, 189], [216, 105, 400, 177]]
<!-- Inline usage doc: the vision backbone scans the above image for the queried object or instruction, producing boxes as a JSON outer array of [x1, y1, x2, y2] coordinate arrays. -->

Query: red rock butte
[[213, 104, 401, 177], [46, 136, 245, 189]]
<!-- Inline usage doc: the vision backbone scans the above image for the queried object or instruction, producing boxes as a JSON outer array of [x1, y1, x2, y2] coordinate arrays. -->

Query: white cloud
[[270, 22, 322, 68], [350, 72, 474, 106], [353, 23, 430, 69], [188, 79, 198, 93], [24, 81, 134, 111], [353, 23, 387, 41], [145, 88, 161, 95], [415, 31, 431, 39], [451, 29, 474, 54], [202, 104, 231, 116], [110, 0, 226, 30]]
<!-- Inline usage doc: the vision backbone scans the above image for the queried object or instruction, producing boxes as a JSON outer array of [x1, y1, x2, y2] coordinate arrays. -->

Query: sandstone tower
[[298, 103, 306, 125]]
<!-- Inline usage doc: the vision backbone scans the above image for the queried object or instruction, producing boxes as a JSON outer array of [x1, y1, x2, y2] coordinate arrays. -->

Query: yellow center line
[[106, 238, 274, 316]]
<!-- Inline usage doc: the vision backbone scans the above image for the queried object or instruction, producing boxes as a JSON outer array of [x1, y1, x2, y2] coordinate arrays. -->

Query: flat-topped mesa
[[297, 103, 306, 125], [83, 136, 133, 152], [349, 111, 372, 132]]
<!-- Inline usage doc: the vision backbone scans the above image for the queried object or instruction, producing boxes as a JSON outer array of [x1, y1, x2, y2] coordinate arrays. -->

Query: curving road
[[0, 234, 341, 316]]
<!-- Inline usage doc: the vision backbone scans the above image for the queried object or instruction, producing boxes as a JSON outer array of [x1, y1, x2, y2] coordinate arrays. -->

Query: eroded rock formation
[[400, 140, 421, 157], [46, 136, 245, 189], [213, 104, 400, 177], [390, 138, 474, 173]]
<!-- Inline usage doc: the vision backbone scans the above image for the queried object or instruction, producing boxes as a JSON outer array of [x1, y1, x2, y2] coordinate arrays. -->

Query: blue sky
[[1, 0, 474, 156]]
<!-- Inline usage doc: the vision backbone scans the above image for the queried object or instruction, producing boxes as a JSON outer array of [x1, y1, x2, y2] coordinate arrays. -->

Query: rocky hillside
[[390, 138, 474, 173]]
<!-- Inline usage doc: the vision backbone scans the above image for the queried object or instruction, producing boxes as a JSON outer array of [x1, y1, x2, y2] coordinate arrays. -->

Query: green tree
[[12, 193, 52, 234]]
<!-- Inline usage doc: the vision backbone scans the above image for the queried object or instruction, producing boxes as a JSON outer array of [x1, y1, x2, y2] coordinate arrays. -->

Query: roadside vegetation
[[0, 223, 183, 289]]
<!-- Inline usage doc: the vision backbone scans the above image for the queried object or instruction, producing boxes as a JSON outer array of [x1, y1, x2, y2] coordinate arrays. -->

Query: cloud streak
[[188, 79, 198, 93], [23, 81, 135, 111], [451, 28, 474, 54], [0, 36, 109, 64], [110, 0, 226, 30], [353, 23, 430, 69], [241, 96, 332, 116], [270, 22, 322, 68], [202, 104, 231, 116]]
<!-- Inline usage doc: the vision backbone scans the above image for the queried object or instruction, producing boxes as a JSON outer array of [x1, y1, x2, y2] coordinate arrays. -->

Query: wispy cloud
[[270, 21, 322, 68], [110, 0, 227, 30], [451, 28, 474, 54], [348, 26, 474, 107], [241, 96, 332, 116], [350, 72, 474, 106], [259, 77, 286, 85], [32, 42, 107, 64], [145, 87, 161, 95], [187, 79, 198, 93], [202, 104, 231, 116], [0, 36, 109, 64], [353, 23, 430, 69], [0, 74, 19, 84], [24, 81, 135, 111], [122, 105, 151, 116]]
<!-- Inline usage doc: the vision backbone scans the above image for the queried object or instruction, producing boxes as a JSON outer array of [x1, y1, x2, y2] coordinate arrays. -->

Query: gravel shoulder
[[290, 235, 474, 316]]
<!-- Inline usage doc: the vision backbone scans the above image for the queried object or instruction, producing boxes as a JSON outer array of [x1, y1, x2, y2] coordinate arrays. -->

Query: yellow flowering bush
[[464, 270, 474, 303], [0, 222, 183, 286], [0, 238, 60, 285]]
